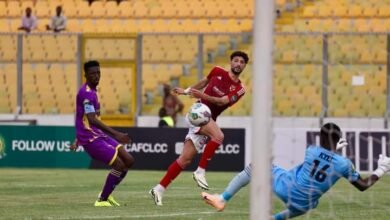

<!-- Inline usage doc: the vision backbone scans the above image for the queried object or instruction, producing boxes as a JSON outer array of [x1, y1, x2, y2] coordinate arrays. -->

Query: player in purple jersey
[[71, 60, 134, 207]]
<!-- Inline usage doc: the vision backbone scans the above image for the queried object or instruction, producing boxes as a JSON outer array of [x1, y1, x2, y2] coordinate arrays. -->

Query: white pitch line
[[47, 211, 247, 219]]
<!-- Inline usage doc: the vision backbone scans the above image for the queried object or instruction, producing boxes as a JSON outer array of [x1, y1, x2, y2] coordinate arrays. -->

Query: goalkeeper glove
[[336, 138, 348, 150], [373, 154, 390, 178]]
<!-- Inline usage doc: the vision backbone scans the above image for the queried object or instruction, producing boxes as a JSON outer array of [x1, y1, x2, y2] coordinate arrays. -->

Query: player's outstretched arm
[[173, 77, 209, 95], [190, 89, 229, 106], [351, 154, 390, 191], [86, 112, 130, 144], [350, 175, 379, 191], [190, 77, 209, 90]]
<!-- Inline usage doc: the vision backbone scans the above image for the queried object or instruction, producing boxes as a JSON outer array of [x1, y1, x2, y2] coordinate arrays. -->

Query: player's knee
[[177, 157, 191, 168], [124, 154, 134, 168], [112, 158, 127, 171], [212, 131, 224, 142]]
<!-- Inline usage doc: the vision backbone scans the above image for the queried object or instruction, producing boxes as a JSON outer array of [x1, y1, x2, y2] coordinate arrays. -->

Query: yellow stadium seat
[[35, 1, 50, 18], [105, 1, 119, 18], [205, 5, 221, 18], [176, 1, 191, 18], [353, 19, 369, 32], [359, 50, 375, 63], [336, 19, 353, 32], [149, 3, 163, 17], [220, 4, 236, 18], [281, 51, 297, 63], [94, 19, 110, 33], [63, 3, 78, 18], [118, 1, 131, 17], [318, 6, 332, 17], [345, 100, 365, 117], [190, 2, 206, 18], [82, 19, 98, 32], [370, 19, 387, 32], [348, 6, 363, 17], [91, 1, 107, 17], [179, 75, 197, 88], [302, 6, 317, 18], [20, 0, 34, 10], [276, 99, 294, 116], [378, 6, 390, 17], [376, 50, 387, 63], [333, 6, 348, 17], [7, 1, 22, 17], [132, 1, 149, 18], [330, 108, 348, 117], [362, 7, 378, 17], [0, 1, 7, 17], [67, 19, 82, 32], [76, 1, 92, 18]]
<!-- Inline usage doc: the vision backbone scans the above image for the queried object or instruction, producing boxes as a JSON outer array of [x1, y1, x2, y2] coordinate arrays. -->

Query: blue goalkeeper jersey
[[273, 145, 360, 211]]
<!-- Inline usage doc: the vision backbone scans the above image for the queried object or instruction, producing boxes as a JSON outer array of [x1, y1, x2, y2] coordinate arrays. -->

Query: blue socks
[[221, 164, 252, 201]]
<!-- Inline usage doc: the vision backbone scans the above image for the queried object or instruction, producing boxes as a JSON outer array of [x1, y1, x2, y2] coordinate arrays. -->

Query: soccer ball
[[187, 103, 212, 126]]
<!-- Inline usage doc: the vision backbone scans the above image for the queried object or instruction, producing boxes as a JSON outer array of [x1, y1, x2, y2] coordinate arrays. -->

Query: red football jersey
[[200, 66, 245, 120]]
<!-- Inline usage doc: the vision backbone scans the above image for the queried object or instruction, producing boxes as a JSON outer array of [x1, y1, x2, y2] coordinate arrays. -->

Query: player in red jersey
[[149, 51, 249, 206]]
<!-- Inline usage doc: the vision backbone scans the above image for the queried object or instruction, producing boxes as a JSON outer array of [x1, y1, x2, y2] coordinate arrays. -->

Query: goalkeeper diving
[[201, 122, 390, 219]]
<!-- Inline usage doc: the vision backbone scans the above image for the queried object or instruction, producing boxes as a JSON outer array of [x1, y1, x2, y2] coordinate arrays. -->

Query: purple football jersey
[[75, 83, 107, 145]]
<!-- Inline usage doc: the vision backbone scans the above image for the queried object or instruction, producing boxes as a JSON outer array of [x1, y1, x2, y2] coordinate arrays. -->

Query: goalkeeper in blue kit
[[201, 123, 390, 219]]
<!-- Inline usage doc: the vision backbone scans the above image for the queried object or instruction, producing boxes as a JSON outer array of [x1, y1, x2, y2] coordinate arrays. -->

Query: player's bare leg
[[150, 140, 197, 206], [201, 164, 251, 211], [193, 119, 224, 190]]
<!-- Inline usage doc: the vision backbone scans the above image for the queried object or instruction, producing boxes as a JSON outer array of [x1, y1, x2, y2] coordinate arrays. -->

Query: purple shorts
[[83, 136, 121, 165]]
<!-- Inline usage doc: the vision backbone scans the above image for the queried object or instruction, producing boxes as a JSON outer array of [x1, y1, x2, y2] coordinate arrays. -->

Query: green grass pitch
[[1, 168, 390, 219]]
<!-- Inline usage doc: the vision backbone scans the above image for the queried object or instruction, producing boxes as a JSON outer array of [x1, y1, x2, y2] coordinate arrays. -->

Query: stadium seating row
[[281, 18, 390, 32], [0, 34, 235, 62], [0, 18, 253, 33], [1, 33, 386, 65], [302, 4, 390, 18], [273, 64, 387, 117], [0, 61, 387, 117], [0, 0, 254, 18]]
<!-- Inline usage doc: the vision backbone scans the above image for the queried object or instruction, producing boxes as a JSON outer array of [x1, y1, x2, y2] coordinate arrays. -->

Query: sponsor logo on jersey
[[212, 86, 225, 96], [229, 85, 236, 92]]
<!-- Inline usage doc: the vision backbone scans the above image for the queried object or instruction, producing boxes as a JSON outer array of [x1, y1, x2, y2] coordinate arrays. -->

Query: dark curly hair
[[83, 60, 100, 73], [230, 51, 249, 64]]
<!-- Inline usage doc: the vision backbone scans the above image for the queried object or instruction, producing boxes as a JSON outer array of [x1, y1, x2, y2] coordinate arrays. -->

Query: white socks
[[195, 167, 206, 174], [155, 184, 166, 193]]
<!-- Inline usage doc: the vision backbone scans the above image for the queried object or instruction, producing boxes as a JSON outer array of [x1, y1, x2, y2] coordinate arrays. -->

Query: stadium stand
[[271, 0, 389, 117], [0, 0, 389, 118]]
